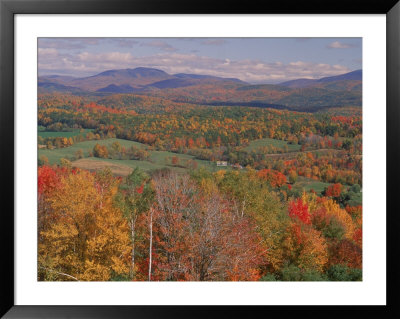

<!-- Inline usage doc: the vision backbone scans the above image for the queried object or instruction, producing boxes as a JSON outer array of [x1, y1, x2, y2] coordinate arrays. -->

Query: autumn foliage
[[325, 183, 343, 197], [288, 198, 311, 225], [37, 81, 363, 282], [38, 164, 362, 281], [38, 167, 131, 281], [257, 169, 287, 188]]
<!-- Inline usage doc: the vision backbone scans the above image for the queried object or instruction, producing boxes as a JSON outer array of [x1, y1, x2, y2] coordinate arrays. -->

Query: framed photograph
[[1, 0, 399, 317]]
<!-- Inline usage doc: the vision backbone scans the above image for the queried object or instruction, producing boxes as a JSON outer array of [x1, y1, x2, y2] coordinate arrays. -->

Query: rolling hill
[[278, 70, 362, 89], [38, 81, 83, 93], [38, 68, 362, 111], [143, 81, 362, 111]]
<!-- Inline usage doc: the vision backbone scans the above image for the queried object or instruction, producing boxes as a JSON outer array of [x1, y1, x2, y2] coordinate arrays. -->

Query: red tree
[[325, 183, 343, 197], [288, 198, 311, 225]]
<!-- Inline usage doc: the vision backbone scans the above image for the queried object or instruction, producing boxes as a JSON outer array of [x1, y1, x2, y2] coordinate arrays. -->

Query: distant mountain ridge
[[39, 67, 246, 92], [95, 67, 170, 79], [173, 73, 245, 83], [38, 81, 83, 93], [278, 70, 362, 88], [39, 67, 362, 92], [38, 67, 362, 111]]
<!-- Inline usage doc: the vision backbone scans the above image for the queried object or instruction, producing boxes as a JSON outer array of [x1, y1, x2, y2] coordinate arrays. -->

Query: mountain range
[[39, 67, 247, 93], [38, 67, 362, 111]]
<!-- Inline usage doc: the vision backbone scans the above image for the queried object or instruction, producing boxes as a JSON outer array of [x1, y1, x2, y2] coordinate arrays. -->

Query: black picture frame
[[1, 0, 399, 318]]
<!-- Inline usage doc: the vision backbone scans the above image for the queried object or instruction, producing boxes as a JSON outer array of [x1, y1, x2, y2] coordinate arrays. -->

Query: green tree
[[289, 170, 298, 184], [38, 155, 49, 166], [115, 168, 154, 279], [60, 158, 72, 168], [327, 264, 362, 281]]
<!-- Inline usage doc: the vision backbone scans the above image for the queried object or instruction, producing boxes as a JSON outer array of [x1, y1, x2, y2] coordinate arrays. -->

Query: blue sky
[[38, 38, 361, 83]]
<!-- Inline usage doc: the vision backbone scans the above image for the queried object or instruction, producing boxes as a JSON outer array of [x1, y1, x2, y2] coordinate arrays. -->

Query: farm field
[[40, 137, 230, 173], [242, 137, 301, 152], [72, 158, 134, 176], [72, 157, 186, 175], [292, 176, 331, 194], [38, 138, 148, 164], [39, 137, 346, 190]]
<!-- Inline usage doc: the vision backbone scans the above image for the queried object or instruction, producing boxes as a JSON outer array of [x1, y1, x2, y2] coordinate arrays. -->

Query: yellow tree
[[281, 222, 328, 273], [38, 169, 131, 281], [319, 198, 355, 240]]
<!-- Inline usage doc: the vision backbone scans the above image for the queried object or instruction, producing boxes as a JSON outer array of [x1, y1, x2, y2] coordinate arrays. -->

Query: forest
[[37, 76, 362, 281]]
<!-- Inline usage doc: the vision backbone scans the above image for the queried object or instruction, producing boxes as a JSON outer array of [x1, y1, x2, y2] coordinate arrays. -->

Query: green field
[[242, 137, 301, 152], [38, 138, 148, 164], [38, 138, 227, 173], [38, 128, 94, 138], [292, 176, 331, 194]]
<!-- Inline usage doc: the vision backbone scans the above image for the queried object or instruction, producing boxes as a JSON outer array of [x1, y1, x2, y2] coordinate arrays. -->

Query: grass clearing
[[38, 128, 94, 138], [292, 176, 331, 194], [38, 138, 148, 165], [72, 157, 217, 176], [243, 138, 301, 152]]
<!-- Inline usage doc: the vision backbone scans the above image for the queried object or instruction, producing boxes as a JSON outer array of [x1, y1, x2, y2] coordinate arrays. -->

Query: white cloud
[[38, 50, 351, 83], [140, 41, 178, 52], [38, 48, 59, 56], [327, 41, 357, 49]]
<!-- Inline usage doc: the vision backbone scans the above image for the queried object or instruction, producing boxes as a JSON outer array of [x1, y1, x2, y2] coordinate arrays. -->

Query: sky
[[38, 37, 362, 84]]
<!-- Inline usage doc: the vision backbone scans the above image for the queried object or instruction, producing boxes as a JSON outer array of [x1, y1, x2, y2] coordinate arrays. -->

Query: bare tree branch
[[39, 266, 79, 281]]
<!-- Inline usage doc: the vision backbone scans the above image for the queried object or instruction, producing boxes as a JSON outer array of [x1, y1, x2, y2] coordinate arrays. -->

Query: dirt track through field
[[72, 158, 133, 176]]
